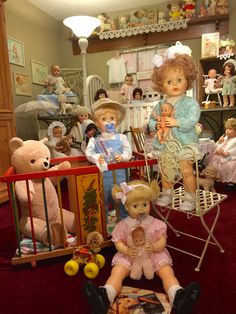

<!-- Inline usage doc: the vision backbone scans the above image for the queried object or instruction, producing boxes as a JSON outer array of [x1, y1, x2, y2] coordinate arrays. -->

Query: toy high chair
[[203, 73, 223, 106]]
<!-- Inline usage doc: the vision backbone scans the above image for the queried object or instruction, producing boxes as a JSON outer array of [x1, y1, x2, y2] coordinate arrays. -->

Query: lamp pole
[[63, 16, 101, 108], [79, 37, 89, 107]]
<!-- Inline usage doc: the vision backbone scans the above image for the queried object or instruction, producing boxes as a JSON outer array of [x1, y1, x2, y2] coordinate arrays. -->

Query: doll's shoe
[[173, 282, 201, 314], [156, 194, 172, 207], [83, 281, 110, 314], [156, 190, 172, 207], [179, 199, 195, 211]]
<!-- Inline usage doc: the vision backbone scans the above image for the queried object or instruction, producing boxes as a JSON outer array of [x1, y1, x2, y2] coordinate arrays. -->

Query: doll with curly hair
[[83, 179, 200, 314], [149, 41, 201, 211]]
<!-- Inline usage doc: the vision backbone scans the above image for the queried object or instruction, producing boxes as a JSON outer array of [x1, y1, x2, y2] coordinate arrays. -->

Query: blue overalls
[[94, 134, 128, 222]]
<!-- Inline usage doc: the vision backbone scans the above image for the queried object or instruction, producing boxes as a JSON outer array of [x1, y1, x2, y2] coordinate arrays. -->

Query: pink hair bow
[[116, 182, 134, 204]]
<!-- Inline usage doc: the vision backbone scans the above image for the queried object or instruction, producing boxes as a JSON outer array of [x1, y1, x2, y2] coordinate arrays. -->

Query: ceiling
[[26, 0, 165, 21]]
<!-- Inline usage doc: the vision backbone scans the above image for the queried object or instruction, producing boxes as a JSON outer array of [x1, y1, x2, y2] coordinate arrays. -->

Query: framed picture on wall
[[31, 60, 48, 85], [7, 37, 25, 66], [13, 72, 32, 96]]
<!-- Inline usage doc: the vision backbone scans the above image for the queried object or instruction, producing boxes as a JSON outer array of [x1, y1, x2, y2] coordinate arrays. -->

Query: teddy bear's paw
[[50, 222, 67, 248], [42, 223, 66, 247], [58, 161, 71, 170]]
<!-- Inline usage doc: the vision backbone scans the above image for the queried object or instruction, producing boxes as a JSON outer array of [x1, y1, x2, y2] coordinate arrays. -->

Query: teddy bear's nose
[[43, 161, 49, 168]]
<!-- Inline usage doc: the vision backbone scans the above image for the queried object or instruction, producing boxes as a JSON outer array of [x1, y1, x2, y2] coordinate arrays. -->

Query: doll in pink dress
[[120, 74, 135, 104], [206, 118, 236, 189], [83, 179, 201, 314]]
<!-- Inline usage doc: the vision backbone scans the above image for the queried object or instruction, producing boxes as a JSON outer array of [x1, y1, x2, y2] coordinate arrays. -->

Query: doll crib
[[0, 155, 157, 267]]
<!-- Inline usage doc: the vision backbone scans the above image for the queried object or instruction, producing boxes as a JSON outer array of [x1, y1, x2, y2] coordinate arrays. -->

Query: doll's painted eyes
[[177, 78, 182, 83], [133, 204, 137, 208], [46, 157, 49, 160], [31, 159, 35, 164]]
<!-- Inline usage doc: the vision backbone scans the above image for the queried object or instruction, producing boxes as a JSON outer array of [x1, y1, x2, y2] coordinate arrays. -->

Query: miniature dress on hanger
[[107, 51, 126, 84]]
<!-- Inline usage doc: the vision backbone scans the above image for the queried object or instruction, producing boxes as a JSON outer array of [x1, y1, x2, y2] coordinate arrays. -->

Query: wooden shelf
[[71, 14, 229, 54]]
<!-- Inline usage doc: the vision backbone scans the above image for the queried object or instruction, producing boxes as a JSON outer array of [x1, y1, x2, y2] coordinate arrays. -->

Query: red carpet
[[0, 182, 235, 314]]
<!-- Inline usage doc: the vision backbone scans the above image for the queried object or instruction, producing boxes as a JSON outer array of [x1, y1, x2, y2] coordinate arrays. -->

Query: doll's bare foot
[[229, 104, 235, 107], [83, 281, 110, 314], [223, 103, 228, 108], [173, 282, 201, 314]]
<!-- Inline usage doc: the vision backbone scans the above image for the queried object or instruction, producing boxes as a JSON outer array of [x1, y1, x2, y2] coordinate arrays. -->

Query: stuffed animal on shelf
[[129, 226, 154, 280], [198, 165, 219, 192], [9, 137, 76, 247], [157, 11, 167, 25], [58, 94, 74, 115], [167, 2, 183, 21], [182, 0, 196, 19]]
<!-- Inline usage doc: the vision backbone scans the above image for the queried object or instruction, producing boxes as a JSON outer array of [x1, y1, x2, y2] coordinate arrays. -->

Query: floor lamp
[[63, 16, 101, 107]]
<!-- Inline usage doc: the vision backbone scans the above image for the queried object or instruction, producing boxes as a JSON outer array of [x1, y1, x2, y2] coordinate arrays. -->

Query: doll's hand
[[144, 243, 153, 253], [216, 148, 225, 156], [98, 155, 105, 164], [218, 136, 224, 144], [127, 246, 137, 258], [164, 117, 178, 127], [115, 154, 123, 162]]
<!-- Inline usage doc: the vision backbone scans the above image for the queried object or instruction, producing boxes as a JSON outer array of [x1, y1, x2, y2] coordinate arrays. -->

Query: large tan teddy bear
[[9, 137, 76, 247]]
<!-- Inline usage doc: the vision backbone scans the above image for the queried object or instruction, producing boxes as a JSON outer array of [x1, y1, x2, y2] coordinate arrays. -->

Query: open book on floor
[[108, 286, 170, 314]]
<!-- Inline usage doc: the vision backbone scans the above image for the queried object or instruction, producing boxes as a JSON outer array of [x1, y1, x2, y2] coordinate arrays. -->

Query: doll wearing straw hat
[[85, 98, 132, 226]]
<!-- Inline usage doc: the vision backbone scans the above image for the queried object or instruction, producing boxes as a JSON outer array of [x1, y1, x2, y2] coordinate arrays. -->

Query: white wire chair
[[152, 139, 227, 271]]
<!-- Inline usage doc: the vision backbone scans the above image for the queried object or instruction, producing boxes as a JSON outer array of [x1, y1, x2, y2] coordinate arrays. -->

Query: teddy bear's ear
[[9, 137, 24, 154], [40, 137, 48, 144]]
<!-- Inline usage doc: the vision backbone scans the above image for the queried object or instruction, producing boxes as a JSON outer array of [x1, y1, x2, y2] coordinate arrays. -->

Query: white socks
[[168, 284, 182, 306], [104, 284, 116, 305]]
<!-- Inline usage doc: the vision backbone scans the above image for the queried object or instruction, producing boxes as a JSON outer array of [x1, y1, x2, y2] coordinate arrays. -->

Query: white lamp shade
[[63, 15, 101, 38]]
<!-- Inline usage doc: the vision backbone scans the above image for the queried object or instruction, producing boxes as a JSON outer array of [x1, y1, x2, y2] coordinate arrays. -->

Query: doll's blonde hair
[[152, 54, 197, 93], [225, 118, 236, 131], [112, 180, 160, 207], [93, 106, 122, 124]]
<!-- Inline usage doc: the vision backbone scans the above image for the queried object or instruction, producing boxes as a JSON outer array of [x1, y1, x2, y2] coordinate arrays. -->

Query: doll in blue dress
[[149, 41, 201, 211]]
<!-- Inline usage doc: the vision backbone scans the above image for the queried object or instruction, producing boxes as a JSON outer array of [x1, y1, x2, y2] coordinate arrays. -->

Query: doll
[[94, 88, 108, 101], [204, 68, 222, 94], [43, 64, 67, 95], [69, 105, 91, 143], [120, 74, 135, 104], [80, 120, 99, 154], [129, 226, 154, 280], [85, 98, 132, 224], [47, 121, 81, 158], [206, 118, 236, 190], [167, 2, 183, 21], [83, 180, 200, 314], [132, 87, 143, 101], [221, 59, 236, 107], [152, 102, 174, 144], [182, 0, 196, 19], [149, 41, 200, 211]]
